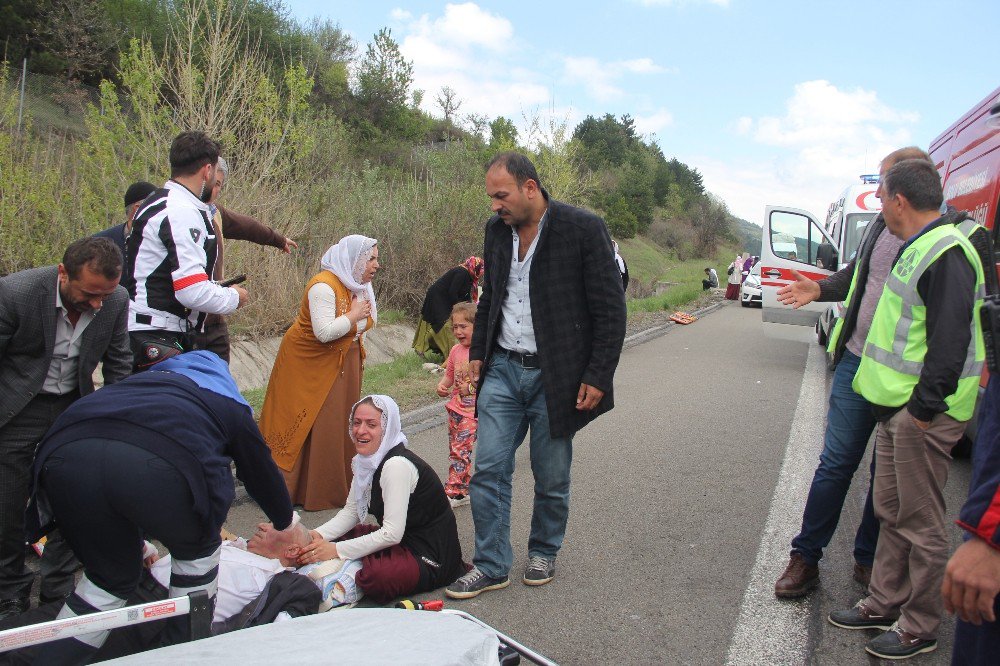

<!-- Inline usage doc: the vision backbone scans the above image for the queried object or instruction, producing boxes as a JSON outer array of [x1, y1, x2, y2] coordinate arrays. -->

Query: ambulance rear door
[[761, 205, 838, 339]]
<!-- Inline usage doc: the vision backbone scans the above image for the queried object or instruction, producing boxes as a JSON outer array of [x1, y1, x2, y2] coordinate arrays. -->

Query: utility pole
[[17, 56, 27, 133]]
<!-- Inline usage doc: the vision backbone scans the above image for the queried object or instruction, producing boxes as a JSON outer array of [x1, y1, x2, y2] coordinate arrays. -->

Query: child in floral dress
[[435, 302, 478, 508]]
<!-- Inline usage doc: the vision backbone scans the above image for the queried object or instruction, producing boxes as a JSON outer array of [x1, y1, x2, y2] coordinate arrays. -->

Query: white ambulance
[[756, 176, 881, 360]]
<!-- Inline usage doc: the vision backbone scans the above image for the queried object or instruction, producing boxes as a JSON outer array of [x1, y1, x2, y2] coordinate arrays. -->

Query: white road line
[[726, 342, 829, 665]]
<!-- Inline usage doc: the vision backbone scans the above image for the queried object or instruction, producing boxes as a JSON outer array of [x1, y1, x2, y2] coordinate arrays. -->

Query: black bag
[[727, 265, 734, 276]]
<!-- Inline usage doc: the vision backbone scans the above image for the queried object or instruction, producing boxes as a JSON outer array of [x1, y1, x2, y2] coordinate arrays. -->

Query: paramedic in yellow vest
[[828, 159, 986, 661]]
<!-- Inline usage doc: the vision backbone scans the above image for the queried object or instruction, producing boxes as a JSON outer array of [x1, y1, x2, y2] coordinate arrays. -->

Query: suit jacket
[[470, 192, 627, 438], [0, 266, 131, 428]]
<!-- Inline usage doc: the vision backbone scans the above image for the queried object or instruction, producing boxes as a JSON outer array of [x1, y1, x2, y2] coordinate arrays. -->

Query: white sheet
[[103, 608, 501, 666]]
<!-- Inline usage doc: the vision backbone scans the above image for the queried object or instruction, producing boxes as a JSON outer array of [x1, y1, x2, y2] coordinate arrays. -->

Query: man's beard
[[199, 178, 213, 203], [60, 284, 92, 313]]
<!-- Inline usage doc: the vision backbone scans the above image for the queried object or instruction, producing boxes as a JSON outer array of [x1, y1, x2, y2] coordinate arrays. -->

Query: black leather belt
[[494, 346, 540, 369]]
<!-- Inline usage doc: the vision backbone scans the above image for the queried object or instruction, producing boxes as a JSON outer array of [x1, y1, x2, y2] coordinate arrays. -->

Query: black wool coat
[[470, 193, 627, 438], [420, 266, 476, 331]]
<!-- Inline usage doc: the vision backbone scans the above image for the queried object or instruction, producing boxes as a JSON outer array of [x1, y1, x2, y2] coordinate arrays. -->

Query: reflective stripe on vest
[[852, 223, 985, 421]]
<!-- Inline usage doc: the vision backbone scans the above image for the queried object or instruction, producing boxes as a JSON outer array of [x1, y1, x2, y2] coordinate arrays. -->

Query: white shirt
[[42, 277, 96, 395], [314, 456, 419, 561], [151, 540, 289, 624], [128, 180, 240, 332], [497, 212, 546, 354], [306, 283, 368, 343]]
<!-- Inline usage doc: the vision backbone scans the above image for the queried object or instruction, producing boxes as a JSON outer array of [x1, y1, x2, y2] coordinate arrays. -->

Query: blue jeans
[[469, 353, 574, 579], [791, 350, 880, 566]]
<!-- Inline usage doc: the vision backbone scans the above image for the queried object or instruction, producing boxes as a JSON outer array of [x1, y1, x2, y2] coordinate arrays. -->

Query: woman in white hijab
[[296, 395, 466, 603], [725, 253, 742, 300], [259, 235, 380, 510]]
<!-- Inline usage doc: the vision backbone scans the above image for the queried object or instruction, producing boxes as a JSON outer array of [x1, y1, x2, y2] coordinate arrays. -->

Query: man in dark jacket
[[944, 375, 1000, 665], [446, 152, 626, 599], [29, 351, 298, 664], [772, 147, 933, 599], [0, 237, 131, 621], [94, 181, 158, 258]]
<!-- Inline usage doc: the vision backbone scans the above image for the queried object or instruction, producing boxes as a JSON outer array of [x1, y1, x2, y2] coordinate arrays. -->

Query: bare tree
[[434, 86, 462, 142]]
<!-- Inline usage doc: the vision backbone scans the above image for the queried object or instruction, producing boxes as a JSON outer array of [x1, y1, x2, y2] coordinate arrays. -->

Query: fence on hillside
[[5, 59, 101, 136]]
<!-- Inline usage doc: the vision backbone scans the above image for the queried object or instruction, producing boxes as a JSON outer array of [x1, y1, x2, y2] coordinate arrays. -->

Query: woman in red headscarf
[[412, 257, 484, 358]]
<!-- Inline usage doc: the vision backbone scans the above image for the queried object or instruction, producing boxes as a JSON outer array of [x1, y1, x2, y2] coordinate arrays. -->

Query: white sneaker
[[449, 495, 470, 508]]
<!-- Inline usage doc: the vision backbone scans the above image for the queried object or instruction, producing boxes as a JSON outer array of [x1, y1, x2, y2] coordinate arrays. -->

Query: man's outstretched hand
[[776, 270, 821, 309]]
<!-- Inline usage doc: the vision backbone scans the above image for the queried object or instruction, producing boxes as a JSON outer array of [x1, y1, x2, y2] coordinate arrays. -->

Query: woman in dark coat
[[412, 256, 484, 357]]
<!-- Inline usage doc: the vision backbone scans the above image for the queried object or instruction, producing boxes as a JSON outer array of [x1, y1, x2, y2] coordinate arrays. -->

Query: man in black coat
[[0, 237, 131, 621], [446, 152, 626, 599]]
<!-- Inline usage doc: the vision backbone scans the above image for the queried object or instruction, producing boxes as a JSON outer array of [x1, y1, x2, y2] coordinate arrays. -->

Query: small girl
[[435, 302, 479, 508]]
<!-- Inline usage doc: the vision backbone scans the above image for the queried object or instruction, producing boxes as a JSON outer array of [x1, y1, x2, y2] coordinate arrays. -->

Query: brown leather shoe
[[774, 553, 819, 598], [853, 562, 872, 588]]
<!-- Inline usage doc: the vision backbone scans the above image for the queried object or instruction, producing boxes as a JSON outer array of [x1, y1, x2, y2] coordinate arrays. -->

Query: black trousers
[[191, 319, 231, 364], [36, 438, 221, 664], [128, 330, 191, 373], [0, 393, 79, 603]]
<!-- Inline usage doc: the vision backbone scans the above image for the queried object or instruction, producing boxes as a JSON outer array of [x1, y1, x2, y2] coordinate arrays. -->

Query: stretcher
[[0, 593, 557, 665]]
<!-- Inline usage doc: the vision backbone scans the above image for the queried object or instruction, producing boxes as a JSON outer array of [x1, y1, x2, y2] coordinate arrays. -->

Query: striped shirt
[[123, 180, 239, 332]]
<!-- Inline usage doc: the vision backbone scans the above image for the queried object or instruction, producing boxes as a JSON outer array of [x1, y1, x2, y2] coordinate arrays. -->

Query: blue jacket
[[957, 375, 1000, 549], [33, 370, 292, 532]]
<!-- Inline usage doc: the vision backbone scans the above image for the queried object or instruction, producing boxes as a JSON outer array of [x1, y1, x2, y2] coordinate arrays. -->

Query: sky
[[283, 0, 1000, 226]]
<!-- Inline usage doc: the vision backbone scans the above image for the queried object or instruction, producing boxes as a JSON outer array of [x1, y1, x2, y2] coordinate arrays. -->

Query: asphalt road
[[225, 301, 972, 665]]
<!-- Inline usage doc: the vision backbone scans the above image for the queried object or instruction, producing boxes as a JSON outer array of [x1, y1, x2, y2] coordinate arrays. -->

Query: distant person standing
[[446, 152, 626, 600], [94, 181, 157, 258], [0, 237, 130, 621], [702, 267, 719, 290], [122, 131, 249, 372], [724, 254, 741, 300], [612, 240, 629, 291], [192, 156, 297, 363]]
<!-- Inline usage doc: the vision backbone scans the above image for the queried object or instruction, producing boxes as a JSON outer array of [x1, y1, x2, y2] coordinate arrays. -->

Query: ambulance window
[[844, 213, 876, 261], [770, 210, 827, 266]]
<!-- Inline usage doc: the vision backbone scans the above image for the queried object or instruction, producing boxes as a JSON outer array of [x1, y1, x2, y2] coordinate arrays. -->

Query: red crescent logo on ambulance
[[855, 190, 880, 211]]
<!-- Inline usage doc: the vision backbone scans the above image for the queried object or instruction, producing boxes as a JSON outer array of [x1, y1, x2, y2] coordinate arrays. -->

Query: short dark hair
[[486, 151, 542, 189], [124, 181, 157, 207], [882, 159, 943, 212], [169, 131, 221, 177], [63, 237, 122, 280]]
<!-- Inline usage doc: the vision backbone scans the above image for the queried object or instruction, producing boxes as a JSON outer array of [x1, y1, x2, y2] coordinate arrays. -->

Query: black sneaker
[[445, 567, 510, 599], [522, 556, 555, 586], [866, 623, 937, 659], [0, 598, 29, 622], [828, 600, 895, 630]]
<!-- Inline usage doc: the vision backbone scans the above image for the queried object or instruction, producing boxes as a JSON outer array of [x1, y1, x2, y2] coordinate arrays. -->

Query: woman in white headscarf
[[296, 395, 466, 602], [260, 235, 379, 510], [725, 253, 742, 300]]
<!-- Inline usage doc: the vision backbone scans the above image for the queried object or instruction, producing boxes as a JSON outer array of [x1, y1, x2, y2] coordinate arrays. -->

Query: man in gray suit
[[0, 236, 131, 620]]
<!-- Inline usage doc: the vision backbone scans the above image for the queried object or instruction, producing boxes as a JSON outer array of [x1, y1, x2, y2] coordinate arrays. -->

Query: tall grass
[[625, 246, 737, 314]]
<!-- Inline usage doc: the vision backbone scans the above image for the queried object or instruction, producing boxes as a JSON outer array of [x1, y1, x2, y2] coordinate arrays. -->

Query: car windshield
[[751, 263, 760, 276]]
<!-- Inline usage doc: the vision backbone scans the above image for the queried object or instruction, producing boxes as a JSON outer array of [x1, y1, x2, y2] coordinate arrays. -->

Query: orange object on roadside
[[670, 312, 698, 325]]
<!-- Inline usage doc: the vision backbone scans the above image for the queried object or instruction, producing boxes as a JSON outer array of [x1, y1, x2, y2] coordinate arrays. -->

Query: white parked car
[[740, 262, 761, 307]]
